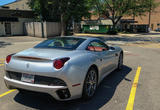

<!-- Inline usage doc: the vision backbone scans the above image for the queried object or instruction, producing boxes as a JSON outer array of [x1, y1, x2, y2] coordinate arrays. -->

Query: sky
[[0, 0, 16, 6]]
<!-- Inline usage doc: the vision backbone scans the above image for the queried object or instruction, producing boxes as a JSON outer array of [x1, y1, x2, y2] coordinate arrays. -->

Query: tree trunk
[[110, 19, 118, 34], [111, 16, 122, 31], [61, 14, 66, 36], [111, 20, 116, 30]]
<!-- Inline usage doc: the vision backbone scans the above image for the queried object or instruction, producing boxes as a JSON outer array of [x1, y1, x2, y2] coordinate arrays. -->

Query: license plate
[[21, 73, 35, 83]]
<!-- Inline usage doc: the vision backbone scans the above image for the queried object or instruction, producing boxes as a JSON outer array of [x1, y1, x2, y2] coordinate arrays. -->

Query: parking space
[[0, 59, 4, 66], [0, 36, 160, 110]]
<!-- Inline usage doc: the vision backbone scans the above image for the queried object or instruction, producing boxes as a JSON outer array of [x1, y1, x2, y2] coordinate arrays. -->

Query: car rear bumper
[[4, 76, 73, 101]]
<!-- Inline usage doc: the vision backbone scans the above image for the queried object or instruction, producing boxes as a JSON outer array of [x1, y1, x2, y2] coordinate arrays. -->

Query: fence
[[24, 22, 61, 38]]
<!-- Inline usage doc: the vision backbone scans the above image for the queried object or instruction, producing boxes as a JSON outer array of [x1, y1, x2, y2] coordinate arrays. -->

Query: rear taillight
[[54, 58, 70, 69], [6, 55, 12, 64]]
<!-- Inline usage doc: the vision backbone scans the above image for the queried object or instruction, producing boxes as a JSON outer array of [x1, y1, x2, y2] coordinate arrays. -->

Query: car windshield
[[34, 37, 86, 50]]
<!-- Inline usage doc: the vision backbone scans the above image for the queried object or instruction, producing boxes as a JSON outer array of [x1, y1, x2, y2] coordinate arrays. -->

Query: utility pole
[[148, 0, 151, 31], [40, 15, 44, 38]]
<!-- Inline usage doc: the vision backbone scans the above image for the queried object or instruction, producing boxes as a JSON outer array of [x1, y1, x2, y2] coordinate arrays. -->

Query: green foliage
[[28, 0, 93, 35], [28, 0, 60, 21], [92, 0, 158, 29], [28, 0, 91, 22], [28, 0, 159, 35]]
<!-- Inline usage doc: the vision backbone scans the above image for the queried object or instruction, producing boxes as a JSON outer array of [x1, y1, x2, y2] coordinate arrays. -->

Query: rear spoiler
[[15, 56, 50, 61]]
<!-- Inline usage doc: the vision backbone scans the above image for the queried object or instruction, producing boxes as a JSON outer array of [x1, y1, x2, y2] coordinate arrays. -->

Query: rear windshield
[[34, 37, 85, 50]]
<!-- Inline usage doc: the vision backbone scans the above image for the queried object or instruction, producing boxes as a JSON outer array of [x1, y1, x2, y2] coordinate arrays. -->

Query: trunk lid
[[14, 48, 76, 60]]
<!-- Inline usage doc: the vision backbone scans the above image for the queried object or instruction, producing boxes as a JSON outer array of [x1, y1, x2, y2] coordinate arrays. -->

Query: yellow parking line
[[0, 59, 5, 66], [126, 66, 142, 110], [0, 89, 16, 98], [0, 64, 4, 66]]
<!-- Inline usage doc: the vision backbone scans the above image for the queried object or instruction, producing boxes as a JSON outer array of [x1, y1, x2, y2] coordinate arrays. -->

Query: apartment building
[[122, 0, 160, 31]]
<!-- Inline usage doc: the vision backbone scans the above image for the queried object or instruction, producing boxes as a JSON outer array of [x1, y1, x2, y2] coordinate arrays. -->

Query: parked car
[[4, 36, 123, 101]]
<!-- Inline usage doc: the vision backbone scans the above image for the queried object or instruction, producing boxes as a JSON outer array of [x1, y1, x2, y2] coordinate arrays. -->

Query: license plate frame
[[21, 73, 35, 83]]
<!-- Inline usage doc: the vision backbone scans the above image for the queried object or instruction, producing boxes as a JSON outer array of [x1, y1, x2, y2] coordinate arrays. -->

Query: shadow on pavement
[[95, 36, 160, 43], [14, 65, 132, 110], [0, 41, 12, 48], [137, 32, 160, 35]]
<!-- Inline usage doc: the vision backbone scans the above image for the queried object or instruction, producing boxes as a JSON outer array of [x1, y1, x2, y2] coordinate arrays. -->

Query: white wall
[[44, 22, 61, 37], [24, 22, 34, 36], [25, 22, 61, 38], [0, 18, 33, 36], [12, 18, 33, 36], [34, 22, 43, 37], [0, 23, 5, 36], [11, 22, 23, 35]]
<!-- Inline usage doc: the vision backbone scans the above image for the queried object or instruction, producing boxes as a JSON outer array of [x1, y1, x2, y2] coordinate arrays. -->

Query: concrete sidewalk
[[0, 35, 160, 49], [74, 33, 160, 44], [75, 31, 160, 38], [0, 36, 45, 43]]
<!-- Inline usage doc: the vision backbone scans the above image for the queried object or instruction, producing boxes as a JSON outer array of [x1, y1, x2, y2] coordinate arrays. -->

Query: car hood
[[14, 48, 81, 60]]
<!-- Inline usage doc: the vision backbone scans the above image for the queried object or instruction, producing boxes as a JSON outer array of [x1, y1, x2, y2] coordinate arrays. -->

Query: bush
[[107, 28, 118, 35]]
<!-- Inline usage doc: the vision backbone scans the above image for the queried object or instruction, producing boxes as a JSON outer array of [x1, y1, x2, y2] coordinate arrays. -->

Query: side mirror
[[109, 46, 115, 50]]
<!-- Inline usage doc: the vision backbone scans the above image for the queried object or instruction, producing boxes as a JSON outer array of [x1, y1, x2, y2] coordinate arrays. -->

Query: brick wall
[[123, 0, 160, 31]]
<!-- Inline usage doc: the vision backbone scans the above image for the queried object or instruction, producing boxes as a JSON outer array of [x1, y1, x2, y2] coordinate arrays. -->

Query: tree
[[28, 0, 60, 21], [92, 0, 158, 31], [28, 0, 91, 36]]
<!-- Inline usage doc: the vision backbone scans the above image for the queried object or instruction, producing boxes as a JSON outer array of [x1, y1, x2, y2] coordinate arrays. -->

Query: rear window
[[34, 37, 85, 50]]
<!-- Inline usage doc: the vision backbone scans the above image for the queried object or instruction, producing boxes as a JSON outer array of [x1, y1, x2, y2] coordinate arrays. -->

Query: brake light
[[54, 58, 70, 69], [6, 55, 12, 64]]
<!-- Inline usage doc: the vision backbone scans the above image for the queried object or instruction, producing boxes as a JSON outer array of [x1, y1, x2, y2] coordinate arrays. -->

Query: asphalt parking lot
[[0, 36, 160, 110]]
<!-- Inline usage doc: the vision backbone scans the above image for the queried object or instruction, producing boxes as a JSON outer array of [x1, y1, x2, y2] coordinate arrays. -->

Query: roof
[[0, 0, 31, 11], [0, 8, 34, 18]]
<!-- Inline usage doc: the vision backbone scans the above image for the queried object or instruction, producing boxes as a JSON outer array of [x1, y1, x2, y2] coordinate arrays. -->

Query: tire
[[82, 67, 98, 100], [117, 53, 123, 70], [18, 89, 27, 94]]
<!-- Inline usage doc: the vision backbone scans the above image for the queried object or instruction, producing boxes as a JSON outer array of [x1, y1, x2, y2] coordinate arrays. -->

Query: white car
[[4, 36, 123, 101]]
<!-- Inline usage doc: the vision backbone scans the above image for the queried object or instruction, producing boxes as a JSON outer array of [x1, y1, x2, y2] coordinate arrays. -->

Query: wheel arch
[[120, 50, 124, 59], [117, 50, 123, 58], [82, 64, 99, 99], [88, 64, 99, 83]]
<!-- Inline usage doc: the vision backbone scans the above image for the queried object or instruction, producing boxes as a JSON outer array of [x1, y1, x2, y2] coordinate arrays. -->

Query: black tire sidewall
[[118, 53, 123, 70], [82, 67, 98, 100]]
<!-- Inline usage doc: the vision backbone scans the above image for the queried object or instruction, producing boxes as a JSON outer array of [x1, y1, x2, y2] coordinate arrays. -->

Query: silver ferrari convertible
[[4, 36, 123, 101]]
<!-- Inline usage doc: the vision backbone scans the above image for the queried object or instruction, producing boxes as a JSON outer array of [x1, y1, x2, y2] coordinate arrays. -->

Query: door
[[5, 23, 11, 35], [87, 40, 113, 77], [104, 49, 118, 71]]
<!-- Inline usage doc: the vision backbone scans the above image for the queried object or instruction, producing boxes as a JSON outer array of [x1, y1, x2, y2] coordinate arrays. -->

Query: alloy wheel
[[83, 68, 97, 98]]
